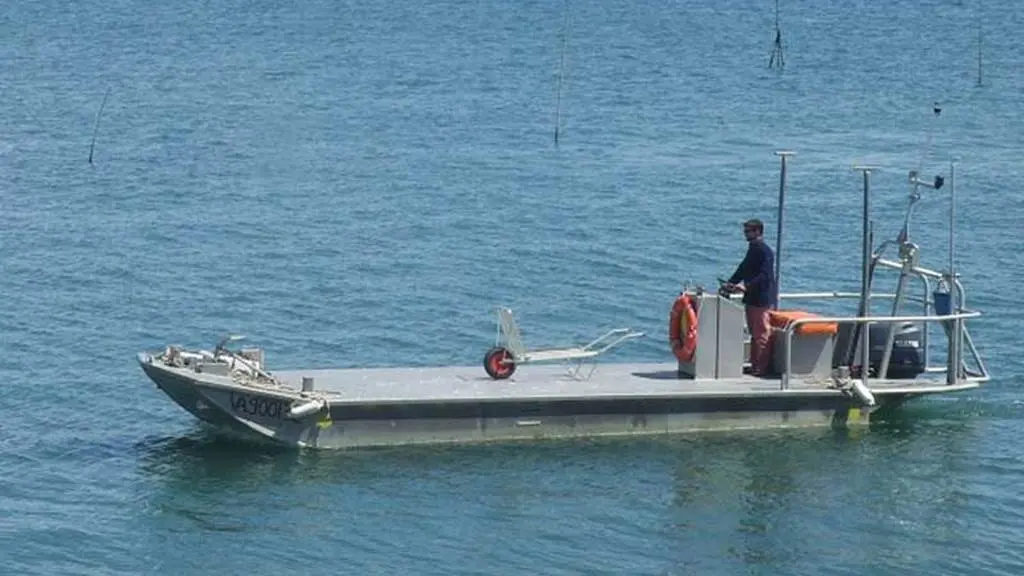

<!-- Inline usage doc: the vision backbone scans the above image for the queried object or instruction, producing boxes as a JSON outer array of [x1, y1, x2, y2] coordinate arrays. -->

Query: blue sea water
[[1, 0, 1023, 573]]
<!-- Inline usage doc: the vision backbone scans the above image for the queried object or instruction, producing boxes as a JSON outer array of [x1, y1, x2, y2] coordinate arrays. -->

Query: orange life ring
[[668, 293, 699, 362]]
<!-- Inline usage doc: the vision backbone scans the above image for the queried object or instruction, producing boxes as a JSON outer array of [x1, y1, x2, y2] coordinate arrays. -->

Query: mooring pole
[[949, 160, 956, 280]]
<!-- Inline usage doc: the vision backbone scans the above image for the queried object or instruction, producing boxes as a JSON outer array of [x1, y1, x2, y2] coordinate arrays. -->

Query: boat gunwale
[[138, 352, 980, 408]]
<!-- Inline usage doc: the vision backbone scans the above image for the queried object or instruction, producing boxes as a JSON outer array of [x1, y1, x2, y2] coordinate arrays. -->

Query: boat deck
[[267, 362, 975, 404]]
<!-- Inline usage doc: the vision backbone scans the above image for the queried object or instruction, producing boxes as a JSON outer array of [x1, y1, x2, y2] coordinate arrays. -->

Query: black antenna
[[915, 101, 942, 177], [768, 0, 785, 70], [88, 87, 111, 165], [553, 0, 571, 145]]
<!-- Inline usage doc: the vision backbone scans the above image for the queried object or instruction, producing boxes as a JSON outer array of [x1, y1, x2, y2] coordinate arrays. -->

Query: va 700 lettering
[[230, 393, 286, 420]]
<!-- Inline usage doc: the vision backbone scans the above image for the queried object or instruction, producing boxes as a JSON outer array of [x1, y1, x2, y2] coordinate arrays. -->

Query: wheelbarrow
[[482, 307, 644, 380]]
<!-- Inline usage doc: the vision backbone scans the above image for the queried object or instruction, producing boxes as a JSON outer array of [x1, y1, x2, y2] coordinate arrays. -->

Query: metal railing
[[779, 310, 982, 391], [774, 289, 936, 369]]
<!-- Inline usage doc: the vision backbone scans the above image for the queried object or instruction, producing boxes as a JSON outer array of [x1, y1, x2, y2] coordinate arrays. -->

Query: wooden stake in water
[[553, 0, 571, 146], [768, 0, 785, 70], [976, 12, 983, 87], [89, 87, 111, 165]]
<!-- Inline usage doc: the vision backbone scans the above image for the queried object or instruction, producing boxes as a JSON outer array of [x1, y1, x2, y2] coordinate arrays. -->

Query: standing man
[[723, 219, 777, 377]]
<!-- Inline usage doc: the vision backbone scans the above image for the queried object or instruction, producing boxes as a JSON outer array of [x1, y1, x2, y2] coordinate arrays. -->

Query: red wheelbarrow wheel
[[483, 347, 516, 379]]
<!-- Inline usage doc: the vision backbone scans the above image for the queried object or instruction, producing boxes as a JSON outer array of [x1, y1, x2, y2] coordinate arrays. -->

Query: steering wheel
[[716, 277, 735, 299]]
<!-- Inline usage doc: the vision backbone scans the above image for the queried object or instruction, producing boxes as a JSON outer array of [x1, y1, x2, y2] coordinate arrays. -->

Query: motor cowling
[[867, 322, 925, 379], [834, 322, 925, 379]]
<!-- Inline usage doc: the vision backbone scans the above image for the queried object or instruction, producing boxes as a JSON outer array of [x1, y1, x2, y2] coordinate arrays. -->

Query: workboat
[[137, 152, 989, 449]]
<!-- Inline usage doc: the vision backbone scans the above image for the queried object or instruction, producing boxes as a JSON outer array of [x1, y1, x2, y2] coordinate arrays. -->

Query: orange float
[[768, 309, 838, 336], [668, 293, 699, 362]]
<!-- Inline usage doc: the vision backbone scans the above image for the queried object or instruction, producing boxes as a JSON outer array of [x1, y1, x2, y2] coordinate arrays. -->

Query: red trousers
[[745, 305, 773, 375]]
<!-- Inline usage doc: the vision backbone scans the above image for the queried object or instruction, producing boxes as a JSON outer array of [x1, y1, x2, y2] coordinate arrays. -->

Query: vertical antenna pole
[[947, 162, 961, 384], [853, 166, 875, 317], [847, 166, 877, 369], [949, 160, 956, 278], [774, 150, 794, 309]]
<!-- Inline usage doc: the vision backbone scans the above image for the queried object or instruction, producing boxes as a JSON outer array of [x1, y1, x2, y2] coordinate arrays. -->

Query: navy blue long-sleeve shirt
[[728, 240, 777, 307]]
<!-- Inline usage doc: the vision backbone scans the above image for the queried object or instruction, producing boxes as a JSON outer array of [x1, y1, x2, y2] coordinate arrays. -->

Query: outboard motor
[[834, 322, 925, 379], [867, 322, 925, 379]]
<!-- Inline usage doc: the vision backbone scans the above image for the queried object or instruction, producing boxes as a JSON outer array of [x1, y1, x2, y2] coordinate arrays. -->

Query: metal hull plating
[[138, 354, 975, 450]]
